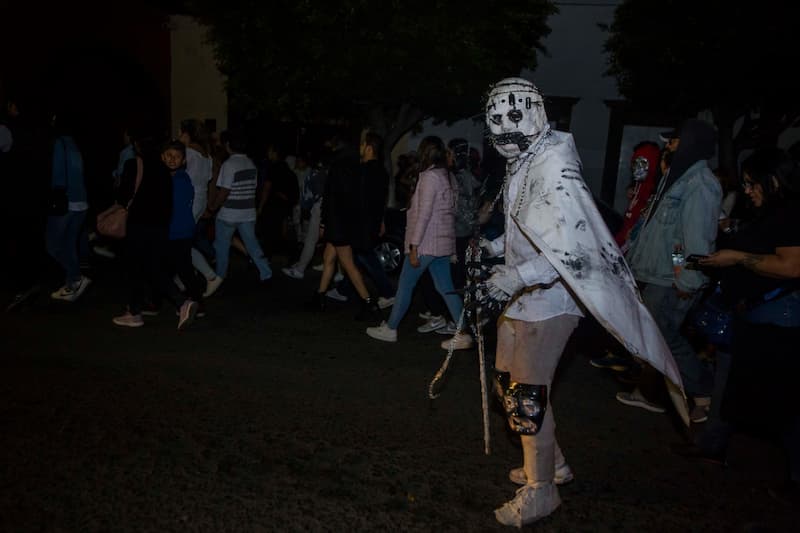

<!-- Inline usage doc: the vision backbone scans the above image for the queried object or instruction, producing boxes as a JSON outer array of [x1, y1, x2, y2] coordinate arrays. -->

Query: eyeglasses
[[742, 181, 755, 191]]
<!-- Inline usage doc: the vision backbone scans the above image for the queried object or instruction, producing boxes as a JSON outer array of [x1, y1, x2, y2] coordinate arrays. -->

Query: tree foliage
[[603, 0, 800, 171], [188, 0, 556, 143]]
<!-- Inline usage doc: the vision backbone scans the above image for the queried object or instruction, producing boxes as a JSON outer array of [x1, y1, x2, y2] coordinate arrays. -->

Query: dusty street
[[1, 256, 796, 532]]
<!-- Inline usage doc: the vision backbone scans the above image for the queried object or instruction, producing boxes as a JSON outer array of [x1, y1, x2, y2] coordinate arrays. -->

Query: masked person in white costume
[[479, 78, 687, 527]]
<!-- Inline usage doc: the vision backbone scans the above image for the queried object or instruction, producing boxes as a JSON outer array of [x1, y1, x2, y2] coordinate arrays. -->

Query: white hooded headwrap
[[485, 77, 548, 159]]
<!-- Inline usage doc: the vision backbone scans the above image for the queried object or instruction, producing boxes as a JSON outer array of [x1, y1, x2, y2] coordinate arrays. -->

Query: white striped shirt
[[217, 154, 258, 223]]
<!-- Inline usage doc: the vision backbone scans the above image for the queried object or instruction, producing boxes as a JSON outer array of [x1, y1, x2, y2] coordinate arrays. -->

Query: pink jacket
[[405, 166, 456, 257]]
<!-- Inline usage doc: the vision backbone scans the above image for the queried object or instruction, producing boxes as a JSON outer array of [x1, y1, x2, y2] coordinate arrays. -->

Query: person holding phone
[[675, 148, 800, 504]]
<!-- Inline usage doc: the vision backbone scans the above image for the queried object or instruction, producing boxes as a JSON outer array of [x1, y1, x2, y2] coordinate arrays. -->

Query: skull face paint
[[629, 142, 661, 183], [485, 77, 548, 159], [631, 156, 650, 181]]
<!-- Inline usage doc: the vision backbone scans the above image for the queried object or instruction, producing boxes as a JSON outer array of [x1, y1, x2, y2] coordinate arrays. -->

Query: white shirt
[[186, 147, 213, 221], [492, 143, 583, 323], [216, 154, 258, 223]]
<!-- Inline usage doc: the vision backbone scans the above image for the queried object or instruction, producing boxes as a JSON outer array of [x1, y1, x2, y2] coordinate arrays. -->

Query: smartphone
[[685, 254, 708, 270]]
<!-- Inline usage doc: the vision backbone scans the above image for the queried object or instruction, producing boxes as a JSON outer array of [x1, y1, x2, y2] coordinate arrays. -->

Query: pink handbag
[[96, 204, 128, 238], [97, 157, 142, 239]]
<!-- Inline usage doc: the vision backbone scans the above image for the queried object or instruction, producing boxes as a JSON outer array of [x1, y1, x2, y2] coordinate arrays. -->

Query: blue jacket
[[168, 169, 196, 240], [626, 160, 721, 292], [51, 136, 87, 205]]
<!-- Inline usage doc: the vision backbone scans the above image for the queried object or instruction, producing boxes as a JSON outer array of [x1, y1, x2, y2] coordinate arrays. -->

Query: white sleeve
[[515, 253, 560, 287], [487, 235, 505, 257], [216, 161, 232, 189], [0, 125, 12, 153]]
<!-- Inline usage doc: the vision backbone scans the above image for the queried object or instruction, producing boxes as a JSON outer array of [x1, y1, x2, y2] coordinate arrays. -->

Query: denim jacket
[[626, 160, 721, 292], [51, 136, 87, 205]]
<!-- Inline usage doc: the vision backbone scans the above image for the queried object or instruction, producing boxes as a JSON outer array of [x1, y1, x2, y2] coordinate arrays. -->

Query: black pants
[[125, 225, 185, 315], [167, 238, 204, 303], [258, 205, 291, 258]]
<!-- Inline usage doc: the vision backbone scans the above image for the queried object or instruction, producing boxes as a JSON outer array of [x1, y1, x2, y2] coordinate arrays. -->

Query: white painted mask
[[631, 156, 650, 181], [485, 77, 548, 159]]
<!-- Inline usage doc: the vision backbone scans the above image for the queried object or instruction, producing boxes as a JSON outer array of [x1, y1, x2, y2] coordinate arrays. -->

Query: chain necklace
[[506, 127, 552, 217], [484, 127, 553, 221]]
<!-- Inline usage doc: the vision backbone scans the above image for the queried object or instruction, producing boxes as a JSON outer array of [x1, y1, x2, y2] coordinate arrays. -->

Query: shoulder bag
[[97, 157, 143, 238]]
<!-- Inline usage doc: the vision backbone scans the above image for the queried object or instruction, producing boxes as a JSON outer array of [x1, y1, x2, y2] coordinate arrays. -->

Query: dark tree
[[188, 0, 557, 161], [603, 0, 800, 175]]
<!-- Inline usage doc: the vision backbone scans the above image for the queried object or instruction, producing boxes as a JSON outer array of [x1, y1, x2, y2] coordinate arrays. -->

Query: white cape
[[511, 131, 688, 424]]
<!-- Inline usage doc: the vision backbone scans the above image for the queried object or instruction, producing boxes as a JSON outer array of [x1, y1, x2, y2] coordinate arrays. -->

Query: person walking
[[47, 112, 91, 302], [205, 129, 273, 286], [366, 136, 469, 348]]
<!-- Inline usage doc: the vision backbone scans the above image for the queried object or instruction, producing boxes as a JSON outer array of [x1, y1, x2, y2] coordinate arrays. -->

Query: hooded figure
[[479, 77, 687, 528], [624, 119, 721, 411], [615, 141, 662, 249]]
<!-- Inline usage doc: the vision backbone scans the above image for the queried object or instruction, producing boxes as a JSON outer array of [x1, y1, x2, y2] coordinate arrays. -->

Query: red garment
[[615, 144, 661, 246]]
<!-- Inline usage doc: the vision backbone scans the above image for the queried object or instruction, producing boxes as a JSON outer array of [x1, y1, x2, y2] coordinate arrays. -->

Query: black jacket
[[119, 157, 172, 230], [321, 146, 360, 245], [354, 159, 389, 250]]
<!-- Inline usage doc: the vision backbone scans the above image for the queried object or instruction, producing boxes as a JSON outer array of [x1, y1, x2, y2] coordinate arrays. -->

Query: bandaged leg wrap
[[522, 408, 556, 484]]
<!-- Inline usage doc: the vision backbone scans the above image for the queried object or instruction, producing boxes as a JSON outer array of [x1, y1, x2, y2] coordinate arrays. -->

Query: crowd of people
[[0, 96, 489, 346], [2, 78, 798, 526], [588, 119, 800, 511]]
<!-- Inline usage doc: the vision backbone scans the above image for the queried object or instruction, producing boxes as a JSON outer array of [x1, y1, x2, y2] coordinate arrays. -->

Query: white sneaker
[[440, 332, 473, 350], [417, 315, 446, 333], [435, 321, 458, 335], [418, 311, 433, 320], [325, 288, 348, 302], [334, 272, 344, 283], [113, 312, 144, 328], [312, 263, 324, 272], [494, 482, 561, 527], [377, 296, 395, 309], [51, 276, 92, 302], [281, 266, 304, 279], [203, 276, 223, 298], [366, 321, 397, 342], [509, 463, 574, 486]]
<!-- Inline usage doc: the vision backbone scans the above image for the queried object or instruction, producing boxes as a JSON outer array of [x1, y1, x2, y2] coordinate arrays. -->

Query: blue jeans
[[387, 255, 462, 330], [46, 210, 87, 286], [745, 291, 800, 328], [696, 349, 733, 454], [214, 219, 272, 281], [641, 283, 712, 397]]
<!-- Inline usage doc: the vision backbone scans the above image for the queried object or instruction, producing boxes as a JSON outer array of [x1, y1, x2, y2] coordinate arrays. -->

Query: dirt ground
[[1, 254, 797, 532]]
